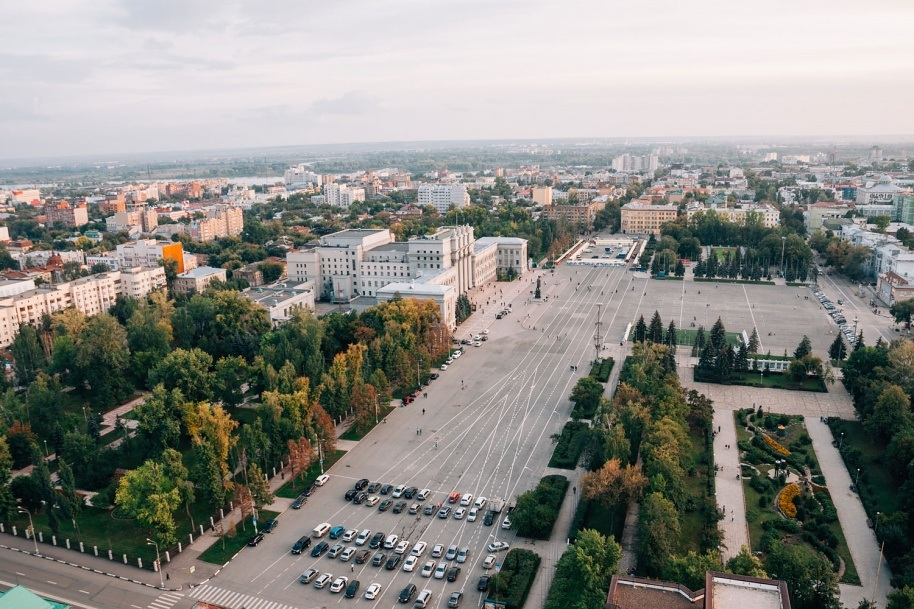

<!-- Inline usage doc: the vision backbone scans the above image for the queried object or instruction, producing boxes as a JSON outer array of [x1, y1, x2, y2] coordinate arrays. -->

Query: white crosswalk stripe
[[147, 591, 184, 609], [187, 584, 298, 609]]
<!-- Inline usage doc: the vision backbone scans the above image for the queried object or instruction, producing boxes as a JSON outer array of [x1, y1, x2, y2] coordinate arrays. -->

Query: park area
[[735, 409, 859, 584]]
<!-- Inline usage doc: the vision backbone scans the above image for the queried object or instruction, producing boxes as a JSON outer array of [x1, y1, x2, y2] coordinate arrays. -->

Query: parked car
[[393, 501, 407, 514], [411, 541, 428, 556], [311, 541, 330, 557], [392, 485, 406, 498], [299, 568, 319, 583], [345, 580, 361, 598], [247, 533, 264, 547], [477, 575, 491, 591], [367, 482, 382, 493], [340, 547, 357, 562], [409, 503, 421, 514], [438, 506, 452, 519], [379, 499, 393, 511], [353, 492, 368, 505], [355, 478, 370, 490], [445, 545, 458, 560], [448, 591, 463, 607], [385, 554, 402, 570], [482, 554, 497, 569], [487, 541, 510, 553], [434, 562, 448, 579], [423, 504, 436, 516], [314, 573, 333, 589], [467, 507, 478, 522], [345, 489, 358, 501], [483, 510, 495, 526], [380, 484, 393, 495], [315, 473, 330, 486], [398, 583, 417, 603], [456, 547, 469, 563], [291, 536, 312, 554], [417, 488, 431, 501], [447, 567, 461, 582], [448, 492, 461, 504], [342, 529, 358, 542], [330, 576, 348, 593], [383, 534, 399, 549], [453, 507, 466, 520], [403, 555, 419, 572], [421, 560, 437, 578], [370, 532, 386, 549], [404, 486, 418, 499], [291, 495, 306, 509], [262, 519, 278, 533], [501, 516, 512, 529], [329, 526, 346, 539], [372, 552, 387, 566], [365, 583, 382, 600], [395, 540, 411, 555], [327, 543, 345, 558], [355, 550, 372, 564]]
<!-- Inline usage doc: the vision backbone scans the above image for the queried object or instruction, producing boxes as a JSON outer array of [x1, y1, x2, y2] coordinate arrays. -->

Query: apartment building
[[120, 266, 167, 299], [531, 186, 552, 206], [45, 201, 89, 227], [417, 184, 470, 213], [804, 201, 855, 231], [323, 183, 366, 208], [284, 165, 323, 188], [106, 206, 158, 233], [189, 205, 244, 242], [542, 200, 605, 227], [115, 240, 188, 273], [686, 202, 780, 228], [474, 237, 528, 277], [173, 266, 227, 295], [620, 202, 678, 234]]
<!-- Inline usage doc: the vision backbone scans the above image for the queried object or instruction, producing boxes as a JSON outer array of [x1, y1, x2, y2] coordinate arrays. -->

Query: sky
[[2, 0, 913, 160]]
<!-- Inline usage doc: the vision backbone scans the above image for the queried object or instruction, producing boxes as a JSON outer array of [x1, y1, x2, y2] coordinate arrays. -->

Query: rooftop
[[0, 585, 68, 609], [178, 266, 225, 279], [377, 282, 453, 297]]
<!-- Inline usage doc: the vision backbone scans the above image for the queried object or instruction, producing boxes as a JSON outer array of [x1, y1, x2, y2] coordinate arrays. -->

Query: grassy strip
[[651, 275, 683, 280], [198, 509, 280, 565], [694, 369, 827, 392], [275, 450, 346, 499], [694, 277, 776, 285], [339, 405, 395, 441]]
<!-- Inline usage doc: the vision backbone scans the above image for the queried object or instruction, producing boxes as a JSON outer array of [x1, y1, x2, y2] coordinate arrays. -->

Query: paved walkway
[[714, 409, 749, 561], [806, 417, 892, 609]]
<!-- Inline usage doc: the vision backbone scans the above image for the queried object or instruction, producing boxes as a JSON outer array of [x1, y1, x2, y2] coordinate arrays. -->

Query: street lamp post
[[43, 440, 49, 460], [146, 538, 164, 588], [18, 507, 38, 555], [839, 432, 844, 450], [855, 468, 861, 490], [780, 237, 786, 275], [876, 512, 881, 532]]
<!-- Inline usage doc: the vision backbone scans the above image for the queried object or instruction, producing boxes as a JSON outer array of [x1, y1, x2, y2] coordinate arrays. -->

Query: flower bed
[[778, 483, 800, 518], [764, 434, 791, 456]]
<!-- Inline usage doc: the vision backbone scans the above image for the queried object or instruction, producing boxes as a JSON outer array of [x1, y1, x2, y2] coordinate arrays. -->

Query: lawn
[[677, 425, 712, 554], [695, 369, 827, 392], [711, 247, 736, 262], [198, 509, 279, 565], [829, 419, 901, 516], [275, 449, 346, 498], [339, 405, 395, 441]]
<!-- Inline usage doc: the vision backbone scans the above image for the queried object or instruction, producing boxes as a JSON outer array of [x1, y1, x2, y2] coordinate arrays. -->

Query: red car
[[447, 492, 461, 504]]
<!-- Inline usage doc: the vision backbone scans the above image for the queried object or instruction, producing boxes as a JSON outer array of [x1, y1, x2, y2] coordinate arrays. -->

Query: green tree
[[158, 257, 179, 292], [674, 259, 686, 277], [214, 356, 248, 407], [829, 334, 847, 361], [666, 320, 678, 348], [794, 335, 812, 359], [134, 385, 183, 457], [26, 372, 63, 436], [31, 459, 62, 534], [725, 545, 768, 578], [865, 385, 912, 441], [661, 550, 721, 591], [74, 314, 131, 408], [115, 459, 182, 546], [0, 436, 16, 521], [149, 348, 214, 402], [648, 311, 664, 343], [888, 586, 914, 609], [634, 315, 647, 343], [638, 492, 680, 575], [765, 542, 841, 609], [246, 463, 274, 508], [874, 215, 892, 233], [11, 325, 47, 387], [57, 458, 83, 539], [891, 300, 914, 326], [748, 328, 760, 353], [709, 317, 727, 351], [570, 377, 604, 420], [544, 529, 622, 609]]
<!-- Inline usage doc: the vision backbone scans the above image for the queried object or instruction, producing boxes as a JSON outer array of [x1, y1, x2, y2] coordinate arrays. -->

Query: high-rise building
[[323, 183, 366, 207], [417, 184, 470, 213], [532, 186, 553, 206], [45, 201, 89, 227], [189, 205, 244, 242]]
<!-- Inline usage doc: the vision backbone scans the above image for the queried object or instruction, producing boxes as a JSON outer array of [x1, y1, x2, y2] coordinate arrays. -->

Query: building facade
[[417, 184, 470, 213], [45, 201, 89, 227], [173, 266, 227, 295], [240, 280, 315, 325], [620, 202, 678, 234], [323, 183, 366, 208]]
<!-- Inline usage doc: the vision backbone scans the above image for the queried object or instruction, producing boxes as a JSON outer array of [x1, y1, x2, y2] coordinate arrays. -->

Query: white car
[[395, 540, 411, 555], [474, 497, 487, 509], [482, 554, 497, 569], [342, 529, 358, 542], [314, 573, 333, 588], [366, 495, 380, 507], [440, 364, 449, 371], [474, 341, 481, 347], [434, 562, 449, 579], [454, 507, 466, 520], [330, 576, 348, 593], [383, 534, 399, 549], [467, 507, 478, 522], [356, 529, 371, 546], [487, 541, 510, 553], [501, 517, 512, 530], [410, 541, 428, 557], [446, 545, 458, 560], [417, 488, 432, 501], [452, 351, 461, 359], [473, 335, 481, 341], [482, 329, 489, 335], [315, 474, 330, 486], [431, 543, 445, 558], [364, 583, 382, 600], [459, 494, 474, 507], [421, 560, 437, 578], [456, 547, 469, 563], [403, 555, 419, 572], [392, 485, 406, 498]]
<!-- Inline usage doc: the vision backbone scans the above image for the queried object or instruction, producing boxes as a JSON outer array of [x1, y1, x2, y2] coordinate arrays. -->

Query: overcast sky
[[2, 0, 913, 160]]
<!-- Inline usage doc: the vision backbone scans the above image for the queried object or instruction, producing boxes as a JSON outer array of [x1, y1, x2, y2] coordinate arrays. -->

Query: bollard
[[272, 467, 276, 477], [220, 509, 224, 520], [109, 550, 113, 560], [11, 526, 16, 537], [165, 551, 171, 563], [199, 525, 204, 537], [38, 531, 43, 543], [66, 539, 71, 550], [94, 546, 98, 557], [80, 542, 84, 553], [229, 501, 233, 511], [123, 554, 127, 564], [209, 517, 214, 530], [52, 535, 57, 546], [138, 557, 143, 569], [189, 533, 194, 545], [0, 523, 4, 533], [178, 542, 182, 553], [152, 559, 158, 572]]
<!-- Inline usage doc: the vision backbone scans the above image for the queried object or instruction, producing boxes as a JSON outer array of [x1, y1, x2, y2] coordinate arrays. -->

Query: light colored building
[[173, 266, 227, 295], [474, 237, 528, 277], [376, 282, 458, 331], [323, 183, 366, 208], [45, 201, 89, 227], [620, 202, 678, 234], [805, 201, 854, 231], [11, 189, 40, 205], [284, 164, 322, 188], [68, 272, 122, 317], [116, 240, 187, 273], [189, 205, 244, 242], [686, 203, 780, 228], [120, 266, 167, 299], [417, 183, 470, 213], [877, 271, 914, 306], [856, 175, 908, 205], [105, 206, 158, 233], [240, 280, 315, 325], [606, 571, 791, 609], [542, 200, 605, 227], [532, 186, 553, 206]]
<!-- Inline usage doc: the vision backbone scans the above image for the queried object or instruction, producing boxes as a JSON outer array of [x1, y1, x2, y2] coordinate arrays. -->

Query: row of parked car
[[343, 482, 513, 527], [815, 290, 856, 344]]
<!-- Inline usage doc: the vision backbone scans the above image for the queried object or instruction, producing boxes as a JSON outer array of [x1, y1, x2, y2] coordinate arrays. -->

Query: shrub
[[590, 358, 615, 383], [778, 483, 800, 518], [489, 548, 541, 609], [549, 421, 590, 469], [764, 434, 791, 456], [513, 475, 569, 539]]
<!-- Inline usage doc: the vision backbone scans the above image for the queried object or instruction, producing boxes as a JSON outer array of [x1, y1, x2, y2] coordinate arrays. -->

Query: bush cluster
[[488, 549, 541, 609]]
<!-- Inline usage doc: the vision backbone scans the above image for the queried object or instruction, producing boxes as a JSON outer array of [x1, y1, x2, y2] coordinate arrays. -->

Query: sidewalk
[[714, 409, 749, 561], [805, 417, 892, 609]]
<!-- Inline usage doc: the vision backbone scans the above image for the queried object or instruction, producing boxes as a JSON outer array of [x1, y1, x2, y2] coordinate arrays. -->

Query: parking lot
[[192, 251, 851, 609]]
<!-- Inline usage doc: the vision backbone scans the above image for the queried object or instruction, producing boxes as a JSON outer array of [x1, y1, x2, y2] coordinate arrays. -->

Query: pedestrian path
[[147, 591, 184, 609], [187, 584, 297, 609], [713, 409, 749, 561]]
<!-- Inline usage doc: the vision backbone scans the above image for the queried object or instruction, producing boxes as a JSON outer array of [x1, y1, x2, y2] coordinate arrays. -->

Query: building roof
[[178, 266, 225, 279], [0, 585, 67, 609], [622, 202, 678, 211], [475, 237, 526, 246], [377, 282, 453, 297], [607, 576, 703, 609], [706, 572, 790, 609]]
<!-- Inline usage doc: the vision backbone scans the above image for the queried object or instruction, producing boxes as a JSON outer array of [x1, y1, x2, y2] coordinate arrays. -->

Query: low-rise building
[[121, 266, 167, 299], [877, 271, 914, 306], [173, 266, 227, 295], [686, 203, 780, 228], [240, 280, 315, 324], [322, 183, 366, 208], [542, 200, 605, 227], [105, 206, 158, 233], [377, 282, 458, 330], [605, 571, 791, 609], [805, 201, 854, 231], [620, 202, 678, 234]]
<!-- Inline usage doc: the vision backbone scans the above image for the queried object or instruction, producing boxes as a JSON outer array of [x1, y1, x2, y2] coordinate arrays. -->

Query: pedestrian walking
[[417, 428, 420, 435], [422, 408, 425, 415]]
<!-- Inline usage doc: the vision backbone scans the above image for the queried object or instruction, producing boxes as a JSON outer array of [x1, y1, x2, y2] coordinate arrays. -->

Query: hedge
[[488, 548, 541, 609], [694, 277, 776, 285], [514, 474, 569, 539], [549, 421, 590, 469], [590, 358, 614, 383]]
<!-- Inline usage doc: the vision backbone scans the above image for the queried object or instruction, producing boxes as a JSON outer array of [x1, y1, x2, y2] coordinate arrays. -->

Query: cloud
[[309, 91, 379, 116]]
